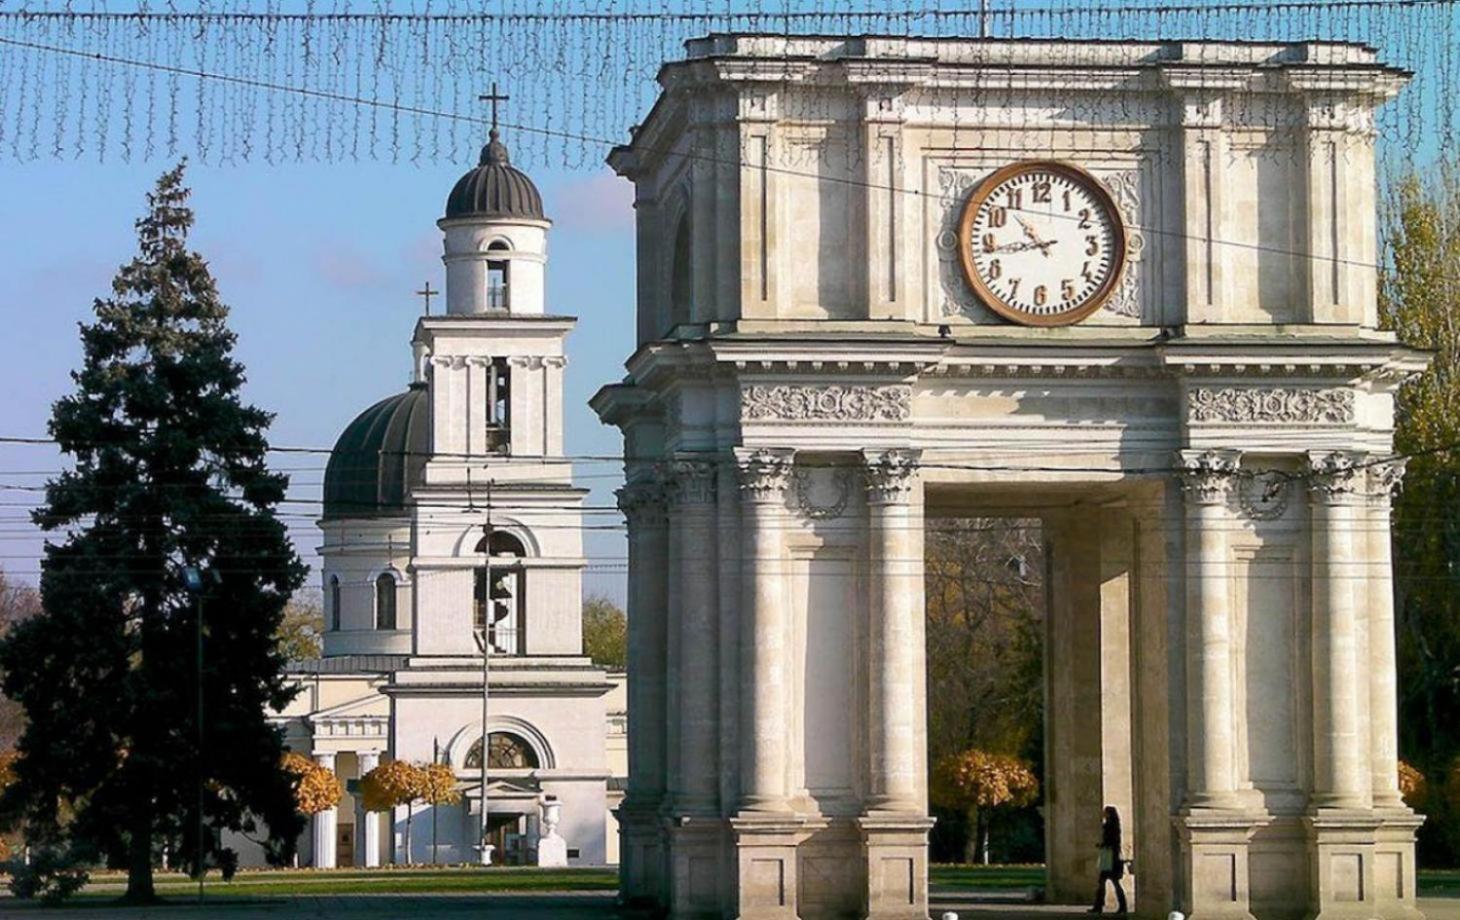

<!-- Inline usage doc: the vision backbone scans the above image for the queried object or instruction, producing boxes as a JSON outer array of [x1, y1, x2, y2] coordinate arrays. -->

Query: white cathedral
[[232, 124, 625, 870]]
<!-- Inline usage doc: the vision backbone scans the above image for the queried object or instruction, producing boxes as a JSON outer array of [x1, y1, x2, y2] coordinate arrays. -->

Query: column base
[[858, 813, 935, 920], [1178, 807, 1271, 920], [1304, 808, 1424, 920], [616, 800, 668, 910], [666, 815, 727, 919], [730, 813, 824, 920]]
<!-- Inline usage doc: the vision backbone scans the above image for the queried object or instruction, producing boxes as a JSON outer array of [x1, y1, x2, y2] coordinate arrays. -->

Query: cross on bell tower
[[479, 82, 509, 137]]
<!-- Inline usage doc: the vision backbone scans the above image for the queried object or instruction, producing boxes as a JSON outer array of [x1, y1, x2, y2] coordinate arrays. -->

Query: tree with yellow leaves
[[360, 760, 425, 864], [282, 752, 342, 817], [418, 762, 461, 865], [932, 748, 1040, 864]]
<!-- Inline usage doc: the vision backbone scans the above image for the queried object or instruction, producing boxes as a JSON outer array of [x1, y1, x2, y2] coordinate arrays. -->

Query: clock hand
[[1014, 215, 1056, 257]]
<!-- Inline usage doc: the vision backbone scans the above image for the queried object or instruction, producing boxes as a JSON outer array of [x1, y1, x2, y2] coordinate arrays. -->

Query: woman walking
[[1089, 805, 1128, 916]]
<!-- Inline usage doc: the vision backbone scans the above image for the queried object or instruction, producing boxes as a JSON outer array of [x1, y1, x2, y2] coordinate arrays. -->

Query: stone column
[[358, 752, 381, 868], [1176, 450, 1262, 920], [667, 458, 720, 814], [735, 447, 796, 814], [862, 448, 923, 812], [730, 447, 806, 920], [1365, 459, 1406, 808], [1177, 449, 1243, 809], [860, 449, 935, 920], [1307, 451, 1370, 810], [664, 458, 722, 917], [312, 752, 338, 869], [616, 477, 670, 907]]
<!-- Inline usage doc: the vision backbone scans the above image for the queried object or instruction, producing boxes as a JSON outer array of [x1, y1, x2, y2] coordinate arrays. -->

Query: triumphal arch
[[592, 35, 1427, 919]]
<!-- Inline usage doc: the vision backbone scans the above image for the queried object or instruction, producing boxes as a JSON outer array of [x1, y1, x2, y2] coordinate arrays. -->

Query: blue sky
[[0, 151, 638, 602]]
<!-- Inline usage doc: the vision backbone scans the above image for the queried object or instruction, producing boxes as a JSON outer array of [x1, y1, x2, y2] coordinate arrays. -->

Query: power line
[[0, 31, 1448, 276]]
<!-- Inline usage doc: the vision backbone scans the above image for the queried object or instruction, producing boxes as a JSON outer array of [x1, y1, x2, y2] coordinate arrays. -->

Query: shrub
[[5, 847, 90, 904]]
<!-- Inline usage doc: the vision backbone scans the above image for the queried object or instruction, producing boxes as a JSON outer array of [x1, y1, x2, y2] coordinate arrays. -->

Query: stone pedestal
[[668, 816, 729, 918], [1305, 811, 1382, 920], [1179, 809, 1270, 920], [1372, 810, 1425, 920], [730, 814, 820, 920], [617, 800, 668, 907], [858, 814, 935, 920]]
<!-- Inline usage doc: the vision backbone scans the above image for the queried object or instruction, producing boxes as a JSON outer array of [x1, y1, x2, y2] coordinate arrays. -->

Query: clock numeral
[[1081, 261, 1095, 283], [1009, 278, 1021, 298], [988, 258, 1002, 280], [1062, 189, 1073, 212], [1061, 279, 1077, 301], [1034, 285, 1048, 307], [1079, 208, 1092, 230], [982, 233, 997, 253], [1005, 188, 1022, 210], [1033, 181, 1051, 204], [988, 206, 1007, 228], [1085, 235, 1100, 256]]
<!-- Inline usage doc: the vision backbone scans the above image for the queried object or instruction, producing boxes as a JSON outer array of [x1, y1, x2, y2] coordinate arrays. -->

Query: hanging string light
[[0, 1, 1455, 169]]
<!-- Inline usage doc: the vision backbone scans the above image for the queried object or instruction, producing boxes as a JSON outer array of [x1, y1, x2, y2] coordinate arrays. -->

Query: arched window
[[473, 532, 527, 653], [328, 575, 341, 631], [465, 732, 540, 770], [375, 573, 397, 630], [486, 239, 510, 310], [668, 215, 691, 329]]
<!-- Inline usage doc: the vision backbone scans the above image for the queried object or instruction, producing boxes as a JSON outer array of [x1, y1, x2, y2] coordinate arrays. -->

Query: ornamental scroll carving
[[1187, 387, 1355, 425], [740, 384, 911, 422], [1176, 449, 1241, 505]]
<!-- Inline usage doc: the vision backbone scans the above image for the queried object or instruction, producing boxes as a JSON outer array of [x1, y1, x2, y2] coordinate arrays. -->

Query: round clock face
[[957, 161, 1127, 326]]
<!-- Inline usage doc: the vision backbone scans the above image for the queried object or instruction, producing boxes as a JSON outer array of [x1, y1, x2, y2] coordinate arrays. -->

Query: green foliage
[[0, 163, 308, 901], [5, 846, 90, 904], [1381, 164, 1460, 866], [582, 594, 627, 670], [275, 597, 324, 662]]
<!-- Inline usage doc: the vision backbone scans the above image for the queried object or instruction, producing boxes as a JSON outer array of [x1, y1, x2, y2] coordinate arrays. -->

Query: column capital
[[1176, 448, 1241, 505], [616, 478, 668, 523], [735, 447, 795, 503], [1307, 450, 1368, 503], [664, 457, 718, 506], [312, 751, 337, 768], [862, 448, 922, 505], [1368, 456, 1408, 501]]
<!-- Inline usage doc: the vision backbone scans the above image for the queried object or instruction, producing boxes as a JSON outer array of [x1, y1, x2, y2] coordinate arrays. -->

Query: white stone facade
[[594, 36, 1427, 920], [230, 130, 625, 871]]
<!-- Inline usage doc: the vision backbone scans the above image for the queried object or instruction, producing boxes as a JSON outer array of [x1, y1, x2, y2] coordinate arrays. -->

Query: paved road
[[1, 892, 1457, 919]]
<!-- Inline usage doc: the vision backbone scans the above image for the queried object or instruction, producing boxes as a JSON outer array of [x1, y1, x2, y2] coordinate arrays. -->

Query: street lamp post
[[473, 482, 494, 866], [181, 566, 210, 906]]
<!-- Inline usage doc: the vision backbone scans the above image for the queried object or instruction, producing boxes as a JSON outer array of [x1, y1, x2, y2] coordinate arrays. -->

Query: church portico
[[594, 34, 1426, 919]]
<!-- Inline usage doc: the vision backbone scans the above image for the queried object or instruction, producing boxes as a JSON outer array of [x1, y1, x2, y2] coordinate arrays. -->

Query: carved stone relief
[[740, 384, 911, 422], [1187, 387, 1355, 425]]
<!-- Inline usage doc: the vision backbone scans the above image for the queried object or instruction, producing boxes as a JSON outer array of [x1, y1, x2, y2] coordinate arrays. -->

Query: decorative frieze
[[735, 448, 796, 502], [1187, 386, 1355, 424], [863, 449, 922, 505], [740, 384, 911, 422], [1176, 448, 1242, 505]]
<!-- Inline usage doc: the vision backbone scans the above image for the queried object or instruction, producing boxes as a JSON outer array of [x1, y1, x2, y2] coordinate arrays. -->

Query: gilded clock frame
[[956, 159, 1129, 328]]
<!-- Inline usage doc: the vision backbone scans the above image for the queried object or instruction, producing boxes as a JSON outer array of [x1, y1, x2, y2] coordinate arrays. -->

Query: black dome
[[322, 385, 430, 520], [444, 130, 545, 221]]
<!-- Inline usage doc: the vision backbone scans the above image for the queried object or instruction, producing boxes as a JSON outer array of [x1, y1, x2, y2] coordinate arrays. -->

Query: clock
[[956, 160, 1127, 327]]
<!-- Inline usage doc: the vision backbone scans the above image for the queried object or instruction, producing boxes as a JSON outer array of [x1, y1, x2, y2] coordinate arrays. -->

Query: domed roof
[[444, 130, 545, 221], [322, 385, 430, 520]]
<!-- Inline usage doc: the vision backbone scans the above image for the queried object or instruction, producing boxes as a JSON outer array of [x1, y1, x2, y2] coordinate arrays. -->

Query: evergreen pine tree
[[0, 163, 307, 901]]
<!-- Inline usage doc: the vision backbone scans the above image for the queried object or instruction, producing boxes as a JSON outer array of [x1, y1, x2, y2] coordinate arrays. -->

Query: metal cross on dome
[[479, 82, 509, 133], [415, 281, 438, 315]]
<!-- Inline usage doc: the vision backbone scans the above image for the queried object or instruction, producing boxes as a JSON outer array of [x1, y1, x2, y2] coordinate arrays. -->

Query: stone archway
[[593, 35, 1425, 920]]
